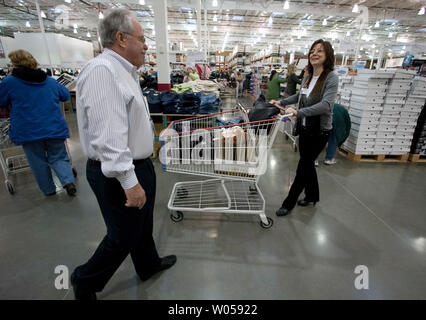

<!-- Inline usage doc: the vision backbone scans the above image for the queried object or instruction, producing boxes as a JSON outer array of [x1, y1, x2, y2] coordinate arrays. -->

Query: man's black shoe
[[70, 272, 97, 300], [276, 207, 292, 217], [140, 255, 177, 281], [297, 199, 317, 207], [63, 183, 76, 196]]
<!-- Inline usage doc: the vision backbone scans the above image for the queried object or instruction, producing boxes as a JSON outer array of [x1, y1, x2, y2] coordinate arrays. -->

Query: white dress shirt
[[76, 48, 154, 190]]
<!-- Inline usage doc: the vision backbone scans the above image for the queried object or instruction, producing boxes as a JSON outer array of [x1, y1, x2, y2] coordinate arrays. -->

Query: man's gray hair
[[98, 9, 136, 48]]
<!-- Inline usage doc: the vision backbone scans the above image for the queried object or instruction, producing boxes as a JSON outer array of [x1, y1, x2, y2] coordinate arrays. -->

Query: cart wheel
[[177, 188, 188, 199], [170, 211, 184, 222], [293, 143, 298, 152], [260, 217, 273, 229], [6, 181, 14, 195], [249, 185, 257, 194], [72, 167, 77, 178]]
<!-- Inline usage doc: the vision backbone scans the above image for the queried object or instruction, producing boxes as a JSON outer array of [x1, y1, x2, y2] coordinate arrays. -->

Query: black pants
[[72, 158, 160, 292], [282, 131, 330, 210]]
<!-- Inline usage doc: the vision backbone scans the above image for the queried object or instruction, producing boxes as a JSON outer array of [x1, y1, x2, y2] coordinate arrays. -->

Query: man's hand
[[124, 183, 146, 210]]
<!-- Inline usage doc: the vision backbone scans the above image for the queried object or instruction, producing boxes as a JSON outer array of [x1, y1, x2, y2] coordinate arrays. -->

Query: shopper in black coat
[[271, 39, 338, 216]]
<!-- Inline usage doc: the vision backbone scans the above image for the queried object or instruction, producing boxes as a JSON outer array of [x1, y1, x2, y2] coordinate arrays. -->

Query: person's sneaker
[[324, 159, 337, 165], [45, 191, 56, 196], [314, 160, 319, 167], [63, 183, 76, 196]]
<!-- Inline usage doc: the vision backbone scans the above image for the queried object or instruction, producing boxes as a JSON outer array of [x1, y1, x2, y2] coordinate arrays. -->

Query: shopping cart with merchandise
[[160, 103, 292, 229]]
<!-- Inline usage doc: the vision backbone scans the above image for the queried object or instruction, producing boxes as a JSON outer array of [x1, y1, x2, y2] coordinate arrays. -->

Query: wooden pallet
[[338, 148, 409, 163], [408, 154, 426, 163]]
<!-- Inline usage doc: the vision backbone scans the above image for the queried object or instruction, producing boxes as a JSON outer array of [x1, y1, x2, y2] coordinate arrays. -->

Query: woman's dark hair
[[305, 39, 334, 86], [269, 70, 277, 81], [307, 39, 334, 76]]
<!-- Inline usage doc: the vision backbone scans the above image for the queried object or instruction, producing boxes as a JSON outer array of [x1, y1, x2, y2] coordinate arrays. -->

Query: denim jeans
[[22, 139, 74, 195], [315, 129, 337, 161], [325, 130, 337, 161]]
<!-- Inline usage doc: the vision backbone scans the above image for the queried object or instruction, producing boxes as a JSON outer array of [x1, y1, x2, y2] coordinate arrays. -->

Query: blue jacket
[[0, 70, 70, 145]]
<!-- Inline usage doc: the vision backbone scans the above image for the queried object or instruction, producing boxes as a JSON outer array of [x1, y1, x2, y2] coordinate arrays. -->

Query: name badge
[[300, 88, 309, 95]]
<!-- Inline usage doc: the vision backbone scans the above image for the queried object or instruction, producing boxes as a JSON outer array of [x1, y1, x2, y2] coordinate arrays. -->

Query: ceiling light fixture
[[322, 19, 327, 26], [346, 31, 351, 36], [352, 3, 359, 13], [25, 21, 31, 27], [374, 21, 380, 28], [73, 28, 77, 34], [139, 0, 145, 5], [283, 0, 290, 10], [99, 12, 104, 19], [73, 24, 78, 29], [167, 25, 170, 30], [213, 15, 217, 22], [269, 16, 273, 24], [212, 0, 218, 7], [213, 26, 217, 31], [40, 11, 46, 18], [64, 0, 72, 3], [87, 32, 91, 37], [419, 7, 425, 15], [388, 32, 393, 38]]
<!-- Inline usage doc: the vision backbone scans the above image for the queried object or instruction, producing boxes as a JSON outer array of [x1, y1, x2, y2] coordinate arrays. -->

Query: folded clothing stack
[[143, 89, 163, 113], [161, 91, 181, 114], [178, 91, 201, 114], [143, 89, 221, 115], [172, 80, 220, 97], [199, 93, 220, 114]]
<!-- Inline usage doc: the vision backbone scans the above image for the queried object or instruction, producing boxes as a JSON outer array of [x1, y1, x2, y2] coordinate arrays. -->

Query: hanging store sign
[[339, 40, 356, 55], [186, 52, 206, 67]]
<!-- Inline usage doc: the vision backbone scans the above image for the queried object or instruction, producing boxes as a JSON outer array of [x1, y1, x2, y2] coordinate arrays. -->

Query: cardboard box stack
[[342, 69, 424, 156], [342, 69, 392, 155]]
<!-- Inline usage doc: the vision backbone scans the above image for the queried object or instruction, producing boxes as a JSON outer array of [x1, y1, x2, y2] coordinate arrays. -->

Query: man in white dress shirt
[[71, 9, 176, 300]]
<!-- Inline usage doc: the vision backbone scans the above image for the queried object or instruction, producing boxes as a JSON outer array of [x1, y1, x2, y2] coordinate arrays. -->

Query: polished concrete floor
[[0, 100, 425, 300]]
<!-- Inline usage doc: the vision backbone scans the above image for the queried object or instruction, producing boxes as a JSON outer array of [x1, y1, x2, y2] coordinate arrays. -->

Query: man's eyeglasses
[[123, 33, 146, 44]]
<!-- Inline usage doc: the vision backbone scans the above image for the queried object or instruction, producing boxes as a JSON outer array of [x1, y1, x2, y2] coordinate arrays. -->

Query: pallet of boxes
[[340, 69, 423, 162]]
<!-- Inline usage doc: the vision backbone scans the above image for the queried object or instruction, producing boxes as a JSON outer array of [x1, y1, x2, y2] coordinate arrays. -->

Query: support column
[[153, 0, 170, 91], [204, 0, 208, 58], [35, 0, 53, 74], [341, 55, 345, 66], [196, 0, 202, 50], [377, 45, 384, 70], [369, 52, 374, 69]]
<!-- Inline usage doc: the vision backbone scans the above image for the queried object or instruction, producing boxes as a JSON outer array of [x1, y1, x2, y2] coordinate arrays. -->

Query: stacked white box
[[388, 72, 425, 154], [343, 69, 392, 154], [376, 70, 414, 154]]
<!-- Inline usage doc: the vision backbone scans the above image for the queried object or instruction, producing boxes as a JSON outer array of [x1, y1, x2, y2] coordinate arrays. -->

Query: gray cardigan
[[279, 71, 338, 131]]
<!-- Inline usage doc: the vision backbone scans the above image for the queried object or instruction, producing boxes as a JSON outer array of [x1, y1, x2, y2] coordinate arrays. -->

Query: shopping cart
[[160, 103, 291, 229], [281, 116, 298, 152]]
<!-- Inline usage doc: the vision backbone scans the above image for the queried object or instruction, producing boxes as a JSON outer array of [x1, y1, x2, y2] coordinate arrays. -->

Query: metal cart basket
[[160, 103, 290, 229]]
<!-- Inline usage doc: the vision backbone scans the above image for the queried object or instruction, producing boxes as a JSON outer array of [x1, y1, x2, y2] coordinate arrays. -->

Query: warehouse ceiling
[[0, 0, 425, 59]]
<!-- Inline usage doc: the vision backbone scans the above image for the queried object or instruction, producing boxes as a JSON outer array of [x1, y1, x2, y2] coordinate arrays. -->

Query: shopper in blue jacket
[[0, 50, 76, 196]]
